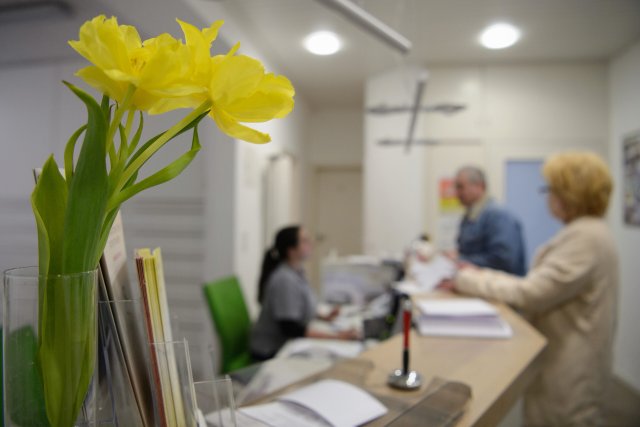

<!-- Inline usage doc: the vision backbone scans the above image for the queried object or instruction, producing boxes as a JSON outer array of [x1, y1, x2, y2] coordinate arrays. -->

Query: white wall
[[180, 0, 313, 319], [364, 62, 608, 255], [364, 66, 429, 257], [303, 106, 363, 243], [232, 101, 310, 318], [0, 59, 83, 274], [307, 108, 363, 167], [609, 40, 640, 391]]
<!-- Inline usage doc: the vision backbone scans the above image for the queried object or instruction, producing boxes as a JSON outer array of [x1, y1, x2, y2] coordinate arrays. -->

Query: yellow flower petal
[[224, 74, 295, 122], [75, 66, 129, 101], [178, 19, 223, 48], [205, 49, 294, 142], [210, 107, 271, 144], [209, 54, 265, 103]]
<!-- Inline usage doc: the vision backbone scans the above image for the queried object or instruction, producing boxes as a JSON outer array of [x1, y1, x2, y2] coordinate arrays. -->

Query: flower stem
[[115, 100, 211, 194], [125, 109, 135, 137], [106, 84, 136, 167], [120, 109, 136, 162]]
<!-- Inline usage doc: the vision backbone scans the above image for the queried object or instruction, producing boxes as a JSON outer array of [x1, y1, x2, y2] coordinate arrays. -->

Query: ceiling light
[[304, 31, 342, 55], [479, 23, 520, 50]]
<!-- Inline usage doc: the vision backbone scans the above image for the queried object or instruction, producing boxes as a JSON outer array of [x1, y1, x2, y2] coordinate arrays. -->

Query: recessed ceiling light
[[304, 31, 342, 56], [479, 23, 520, 50]]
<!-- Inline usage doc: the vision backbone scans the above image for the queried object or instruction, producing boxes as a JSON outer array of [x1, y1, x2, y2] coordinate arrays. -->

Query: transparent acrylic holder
[[149, 339, 198, 427], [4, 267, 98, 427], [97, 298, 154, 426], [193, 377, 237, 427]]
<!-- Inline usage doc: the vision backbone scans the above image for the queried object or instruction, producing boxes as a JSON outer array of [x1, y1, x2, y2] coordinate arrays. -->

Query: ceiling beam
[[313, 0, 412, 54]]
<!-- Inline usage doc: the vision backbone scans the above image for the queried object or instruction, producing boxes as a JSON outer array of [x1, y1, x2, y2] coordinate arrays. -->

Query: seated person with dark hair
[[250, 225, 357, 361]]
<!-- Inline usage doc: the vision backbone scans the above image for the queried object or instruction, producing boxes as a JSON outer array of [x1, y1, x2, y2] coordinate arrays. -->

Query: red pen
[[388, 296, 422, 390], [402, 298, 412, 376]]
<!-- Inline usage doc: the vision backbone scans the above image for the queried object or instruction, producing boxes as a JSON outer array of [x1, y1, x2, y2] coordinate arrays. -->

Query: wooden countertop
[[244, 293, 547, 426]]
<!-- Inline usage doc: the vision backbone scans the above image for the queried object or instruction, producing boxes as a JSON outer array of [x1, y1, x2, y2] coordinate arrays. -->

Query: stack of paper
[[416, 299, 512, 339], [136, 248, 186, 426], [236, 379, 387, 427]]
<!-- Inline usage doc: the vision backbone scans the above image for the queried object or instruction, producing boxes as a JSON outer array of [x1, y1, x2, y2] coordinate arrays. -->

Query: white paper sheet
[[207, 407, 270, 427], [235, 358, 333, 405], [279, 380, 387, 427], [277, 338, 364, 359], [394, 281, 425, 296], [238, 380, 387, 427], [408, 254, 456, 291], [240, 402, 329, 427]]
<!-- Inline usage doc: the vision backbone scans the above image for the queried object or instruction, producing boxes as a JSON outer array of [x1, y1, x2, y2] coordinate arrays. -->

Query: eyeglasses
[[539, 185, 554, 194]]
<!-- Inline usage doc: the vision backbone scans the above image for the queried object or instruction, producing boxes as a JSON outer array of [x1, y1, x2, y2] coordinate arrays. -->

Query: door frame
[[309, 165, 363, 290]]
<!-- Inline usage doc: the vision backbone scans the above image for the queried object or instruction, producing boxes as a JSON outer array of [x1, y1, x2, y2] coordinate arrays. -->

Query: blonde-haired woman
[[445, 152, 618, 426]]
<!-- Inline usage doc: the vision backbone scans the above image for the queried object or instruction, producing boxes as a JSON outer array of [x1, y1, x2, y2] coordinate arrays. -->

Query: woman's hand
[[437, 278, 457, 292], [443, 250, 459, 261], [320, 306, 341, 322], [437, 262, 480, 292], [456, 260, 478, 270], [336, 328, 360, 341]]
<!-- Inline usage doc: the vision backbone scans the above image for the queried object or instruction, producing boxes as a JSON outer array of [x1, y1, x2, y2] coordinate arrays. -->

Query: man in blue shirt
[[454, 166, 526, 276]]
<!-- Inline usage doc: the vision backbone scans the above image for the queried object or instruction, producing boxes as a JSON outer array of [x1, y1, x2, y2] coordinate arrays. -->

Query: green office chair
[[203, 276, 253, 374]]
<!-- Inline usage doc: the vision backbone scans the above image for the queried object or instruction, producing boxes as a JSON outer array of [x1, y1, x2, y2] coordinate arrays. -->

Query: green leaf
[[38, 82, 106, 426], [31, 156, 68, 277], [95, 208, 120, 267], [126, 111, 207, 171], [127, 111, 144, 157], [118, 124, 128, 162], [110, 124, 202, 209], [38, 273, 96, 427], [63, 124, 87, 184], [100, 94, 111, 123], [61, 81, 109, 273], [6, 326, 49, 426]]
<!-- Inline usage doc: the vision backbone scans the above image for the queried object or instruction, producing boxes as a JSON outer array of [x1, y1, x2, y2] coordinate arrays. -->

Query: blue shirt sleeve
[[460, 210, 526, 275]]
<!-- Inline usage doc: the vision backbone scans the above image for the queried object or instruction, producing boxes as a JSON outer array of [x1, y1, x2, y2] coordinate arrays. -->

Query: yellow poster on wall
[[439, 177, 463, 213]]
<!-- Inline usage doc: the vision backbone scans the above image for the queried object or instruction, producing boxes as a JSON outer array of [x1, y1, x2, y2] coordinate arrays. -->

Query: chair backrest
[[203, 276, 252, 374]]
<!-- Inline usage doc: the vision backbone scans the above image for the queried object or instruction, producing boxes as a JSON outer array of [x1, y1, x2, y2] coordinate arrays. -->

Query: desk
[[234, 295, 547, 426]]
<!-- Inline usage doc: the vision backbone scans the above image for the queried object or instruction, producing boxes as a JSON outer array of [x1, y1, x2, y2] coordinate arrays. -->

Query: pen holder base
[[387, 369, 423, 390]]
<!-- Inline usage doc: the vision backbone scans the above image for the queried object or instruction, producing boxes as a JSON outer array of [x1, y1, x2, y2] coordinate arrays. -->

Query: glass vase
[[3, 266, 98, 427]]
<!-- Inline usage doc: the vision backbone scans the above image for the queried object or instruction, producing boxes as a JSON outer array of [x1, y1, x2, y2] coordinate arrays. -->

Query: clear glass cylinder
[[3, 266, 98, 427]]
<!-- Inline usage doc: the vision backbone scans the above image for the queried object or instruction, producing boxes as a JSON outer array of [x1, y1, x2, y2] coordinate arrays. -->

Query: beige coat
[[455, 217, 618, 427]]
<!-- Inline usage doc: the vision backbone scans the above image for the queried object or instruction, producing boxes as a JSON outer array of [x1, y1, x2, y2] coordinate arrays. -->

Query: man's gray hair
[[457, 166, 486, 186]]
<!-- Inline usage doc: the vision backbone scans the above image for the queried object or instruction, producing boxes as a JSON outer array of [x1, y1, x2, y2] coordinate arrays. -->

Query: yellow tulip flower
[[175, 20, 296, 143], [207, 48, 295, 143], [70, 15, 295, 144], [69, 15, 202, 113], [178, 19, 223, 85]]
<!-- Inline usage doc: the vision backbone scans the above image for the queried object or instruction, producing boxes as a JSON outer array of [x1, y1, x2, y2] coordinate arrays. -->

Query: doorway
[[505, 160, 562, 267], [311, 167, 363, 287]]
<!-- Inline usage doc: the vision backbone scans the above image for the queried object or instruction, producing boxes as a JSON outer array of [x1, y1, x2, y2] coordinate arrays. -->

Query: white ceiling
[[221, 0, 640, 107]]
